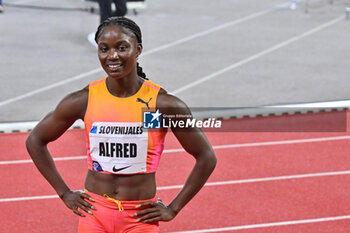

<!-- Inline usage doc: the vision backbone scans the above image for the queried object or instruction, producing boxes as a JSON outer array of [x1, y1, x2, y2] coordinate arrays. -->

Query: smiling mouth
[[108, 64, 122, 69]]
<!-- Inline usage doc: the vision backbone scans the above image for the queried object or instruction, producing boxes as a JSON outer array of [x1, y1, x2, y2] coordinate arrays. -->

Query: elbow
[[25, 133, 35, 155], [198, 151, 217, 173], [208, 153, 217, 172], [25, 132, 45, 157], [25, 133, 32, 150]]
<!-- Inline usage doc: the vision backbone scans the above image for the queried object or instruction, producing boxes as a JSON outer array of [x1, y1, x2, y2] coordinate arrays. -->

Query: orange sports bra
[[84, 77, 166, 175]]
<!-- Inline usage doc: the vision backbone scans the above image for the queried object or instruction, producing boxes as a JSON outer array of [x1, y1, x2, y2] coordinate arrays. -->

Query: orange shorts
[[78, 190, 160, 233]]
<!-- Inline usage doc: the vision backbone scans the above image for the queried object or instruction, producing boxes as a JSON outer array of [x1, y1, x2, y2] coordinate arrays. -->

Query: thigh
[[121, 214, 159, 233], [78, 200, 115, 233], [78, 215, 107, 233], [96, 0, 113, 23], [126, 223, 160, 233], [112, 0, 127, 16]]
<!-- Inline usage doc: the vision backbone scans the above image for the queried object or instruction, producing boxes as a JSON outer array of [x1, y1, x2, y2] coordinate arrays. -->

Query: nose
[[108, 49, 119, 60]]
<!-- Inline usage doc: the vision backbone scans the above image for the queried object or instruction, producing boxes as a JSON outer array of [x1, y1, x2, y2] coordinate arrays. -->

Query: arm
[[25, 87, 95, 216], [135, 90, 217, 222]]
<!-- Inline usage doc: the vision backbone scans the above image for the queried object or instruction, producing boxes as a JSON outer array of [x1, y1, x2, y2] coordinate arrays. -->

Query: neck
[[106, 72, 143, 98]]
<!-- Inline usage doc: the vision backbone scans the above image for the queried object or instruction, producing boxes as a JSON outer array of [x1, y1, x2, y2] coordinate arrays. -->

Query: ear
[[136, 43, 143, 58]]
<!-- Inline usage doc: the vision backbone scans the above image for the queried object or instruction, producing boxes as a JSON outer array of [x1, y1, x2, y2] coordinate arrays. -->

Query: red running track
[[1, 111, 350, 233]]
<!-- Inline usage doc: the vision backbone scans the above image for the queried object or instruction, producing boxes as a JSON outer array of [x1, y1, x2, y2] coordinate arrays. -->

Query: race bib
[[89, 122, 148, 174]]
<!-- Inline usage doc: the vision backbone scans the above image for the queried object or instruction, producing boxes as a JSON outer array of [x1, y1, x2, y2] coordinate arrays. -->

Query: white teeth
[[108, 65, 121, 68]]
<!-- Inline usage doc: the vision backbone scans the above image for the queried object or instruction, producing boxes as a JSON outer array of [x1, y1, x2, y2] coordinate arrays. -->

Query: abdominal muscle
[[84, 170, 157, 200]]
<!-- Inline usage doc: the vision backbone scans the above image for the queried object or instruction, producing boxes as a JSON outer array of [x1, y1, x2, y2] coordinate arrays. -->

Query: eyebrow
[[118, 40, 132, 45], [98, 39, 132, 45]]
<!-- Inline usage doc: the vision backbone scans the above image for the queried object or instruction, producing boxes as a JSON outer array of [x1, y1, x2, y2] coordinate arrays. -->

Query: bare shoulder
[[54, 85, 89, 120], [29, 86, 89, 143], [156, 88, 188, 110]]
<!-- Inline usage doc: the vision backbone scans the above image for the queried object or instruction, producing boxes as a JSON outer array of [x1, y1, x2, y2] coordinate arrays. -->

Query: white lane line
[[157, 170, 350, 191], [2, 170, 350, 202], [270, 99, 350, 108], [172, 15, 345, 94], [0, 156, 87, 165], [142, 8, 275, 56], [0, 6, 278, 108], [0, 68, 102, 107], [0, 195, 59, 203], [1, 135, 350, 165], [12, 0, 38, 4], [169, 215, 350, 233]]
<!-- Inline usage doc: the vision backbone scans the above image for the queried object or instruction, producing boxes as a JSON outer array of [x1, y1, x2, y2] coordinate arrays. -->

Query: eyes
[[99, 44, 129, 53]]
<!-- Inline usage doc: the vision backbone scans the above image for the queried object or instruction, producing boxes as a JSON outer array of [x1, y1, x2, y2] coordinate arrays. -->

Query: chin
[[109, 70, 135, 79], [107, 74, 125, 80], [104, 69, 122, 78]]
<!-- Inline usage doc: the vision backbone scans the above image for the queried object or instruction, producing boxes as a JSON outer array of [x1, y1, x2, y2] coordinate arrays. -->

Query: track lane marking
[[12, 0, 38, 4], [172, 15, 345, 94], [0, 6, 278, 108], [157, 170, 350, 190], [1, 135, 350, 165], [169, 215, 350, 232], [2, 170, 350, 202]]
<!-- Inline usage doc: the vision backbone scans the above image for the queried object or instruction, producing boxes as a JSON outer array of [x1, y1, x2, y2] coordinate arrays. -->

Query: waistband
[[84, 190, 157, 211]]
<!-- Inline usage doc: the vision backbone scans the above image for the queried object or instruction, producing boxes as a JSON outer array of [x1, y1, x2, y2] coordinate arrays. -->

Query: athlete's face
[[97, 26, 142, 80]]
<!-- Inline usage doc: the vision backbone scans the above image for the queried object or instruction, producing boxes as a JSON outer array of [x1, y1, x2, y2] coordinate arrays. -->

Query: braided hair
[[95, 17, 147, 80]]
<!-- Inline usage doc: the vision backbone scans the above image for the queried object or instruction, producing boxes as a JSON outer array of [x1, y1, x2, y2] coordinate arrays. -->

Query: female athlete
[[26, 16, 217, 233]]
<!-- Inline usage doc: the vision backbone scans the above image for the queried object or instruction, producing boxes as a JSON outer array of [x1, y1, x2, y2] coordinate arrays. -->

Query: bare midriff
[[85, 170, 156, 200]]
